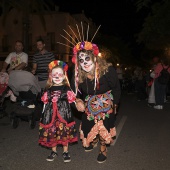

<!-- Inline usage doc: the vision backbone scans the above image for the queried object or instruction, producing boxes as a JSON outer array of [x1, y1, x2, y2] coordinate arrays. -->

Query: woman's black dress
[[75, 66, 121, 147]]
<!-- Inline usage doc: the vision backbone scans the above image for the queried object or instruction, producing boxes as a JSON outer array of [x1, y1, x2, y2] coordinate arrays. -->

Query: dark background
[[54, 0, 147, 37], [53, 0, 150, 57]]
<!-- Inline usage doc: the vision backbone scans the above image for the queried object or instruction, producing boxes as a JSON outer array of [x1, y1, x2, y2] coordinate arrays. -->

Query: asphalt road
[[0, 92, 170, 170]]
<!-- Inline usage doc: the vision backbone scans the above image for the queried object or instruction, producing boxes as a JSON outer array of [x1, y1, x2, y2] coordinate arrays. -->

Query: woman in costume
[[39, 60, 78, 163], [71, 41, 121, 163]]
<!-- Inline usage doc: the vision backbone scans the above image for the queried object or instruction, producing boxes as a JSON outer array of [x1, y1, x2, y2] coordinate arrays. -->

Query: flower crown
[[72, 41, 99, 64], [48, 60, 68, 72]]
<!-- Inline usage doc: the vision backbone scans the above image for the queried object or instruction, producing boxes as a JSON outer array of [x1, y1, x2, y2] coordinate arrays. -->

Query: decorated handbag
[[84, 90, 113, 122]]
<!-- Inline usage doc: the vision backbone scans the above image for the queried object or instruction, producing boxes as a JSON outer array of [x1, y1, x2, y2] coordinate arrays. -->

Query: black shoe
[[97, 153, 107, 163], [84, 141, 98, 152], [63, 152, 71, 162], [97, 148, 107, 163], [84, 144, 93, 152], [46, 151, 57, 161]]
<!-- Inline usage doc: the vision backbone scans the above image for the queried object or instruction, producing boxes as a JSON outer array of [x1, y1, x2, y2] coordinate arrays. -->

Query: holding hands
[[75, 99, 85, 112]]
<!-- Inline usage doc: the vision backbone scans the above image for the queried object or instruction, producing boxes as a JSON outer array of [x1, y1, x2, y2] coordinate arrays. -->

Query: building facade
[[0, 9, 97, 68]]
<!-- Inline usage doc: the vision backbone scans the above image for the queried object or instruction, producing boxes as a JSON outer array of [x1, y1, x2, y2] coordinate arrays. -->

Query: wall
[[0, 9, 97, 69]]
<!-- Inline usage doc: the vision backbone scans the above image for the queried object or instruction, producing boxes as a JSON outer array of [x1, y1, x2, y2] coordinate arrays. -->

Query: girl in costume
[[39, 60, 78, 163], [71, 41, 121, 163]]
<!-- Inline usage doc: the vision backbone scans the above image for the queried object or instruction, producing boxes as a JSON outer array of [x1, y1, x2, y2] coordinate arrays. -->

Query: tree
[[96, 34, 133, 66], [135, 0, 170, 50], [0, 0, 54, 53]]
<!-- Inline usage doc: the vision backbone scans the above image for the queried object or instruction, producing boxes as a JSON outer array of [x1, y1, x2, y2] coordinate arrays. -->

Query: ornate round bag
[[85, 90, 113, 116]]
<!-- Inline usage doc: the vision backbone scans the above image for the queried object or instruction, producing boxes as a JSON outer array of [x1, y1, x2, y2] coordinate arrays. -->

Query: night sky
[[53, 0, 149, 46]]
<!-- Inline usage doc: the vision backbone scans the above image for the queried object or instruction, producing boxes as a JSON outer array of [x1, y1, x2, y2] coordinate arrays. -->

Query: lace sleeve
[[67, 90, 76, 103]]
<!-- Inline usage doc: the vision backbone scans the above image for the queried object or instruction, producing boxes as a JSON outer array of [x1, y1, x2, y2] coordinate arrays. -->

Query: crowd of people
[[116, 55, 170, 110], [148, 56, 170, 109]]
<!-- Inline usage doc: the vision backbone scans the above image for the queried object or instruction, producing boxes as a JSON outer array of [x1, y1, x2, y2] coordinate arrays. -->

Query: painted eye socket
[[51, 73, 63, 78], [79, 56, 90, 63], [85, 56, 90, 61], [79, 59, 84, 63], [58, 73, 63, 77]]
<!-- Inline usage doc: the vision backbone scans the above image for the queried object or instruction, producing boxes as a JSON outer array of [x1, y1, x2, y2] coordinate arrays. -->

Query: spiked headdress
[[57, 22, 101, 94]]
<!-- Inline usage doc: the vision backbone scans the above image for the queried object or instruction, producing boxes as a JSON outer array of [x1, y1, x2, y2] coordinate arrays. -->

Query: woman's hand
[[75, 99, 85, 112]]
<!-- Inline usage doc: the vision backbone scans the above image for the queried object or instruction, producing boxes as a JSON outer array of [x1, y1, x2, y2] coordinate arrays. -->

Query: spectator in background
[[147, 56, 160, 107], [152, 56, 160, 66], [154, 57, 170, 109], [134, 67, 147, 101], [164, 45, 170, 99], [116, 65, 123, 89], [31, 38, 55, 90], [1, 40, 28, 74], [134, 66, 141, 92]]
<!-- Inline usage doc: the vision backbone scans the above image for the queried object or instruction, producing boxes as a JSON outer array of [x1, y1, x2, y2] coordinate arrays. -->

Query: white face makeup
[[78, 52, 94, 72], [51, 68, 65, 85]]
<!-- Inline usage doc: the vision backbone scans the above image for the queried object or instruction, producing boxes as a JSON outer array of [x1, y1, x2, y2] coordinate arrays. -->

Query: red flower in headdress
[[92, 44, 99, 56], [72, 56, 76, 64]]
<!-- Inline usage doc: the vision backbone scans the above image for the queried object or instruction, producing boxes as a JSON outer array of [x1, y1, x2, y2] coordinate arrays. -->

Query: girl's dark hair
[[36, 38, 44, 44], [15, 40, 23, 45]]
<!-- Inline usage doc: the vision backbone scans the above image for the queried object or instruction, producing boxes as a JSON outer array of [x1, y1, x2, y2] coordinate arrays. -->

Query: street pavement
[[0, 92, 170, 170]]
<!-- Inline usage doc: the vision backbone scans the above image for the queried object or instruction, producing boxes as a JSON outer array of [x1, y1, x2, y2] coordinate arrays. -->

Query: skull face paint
[[51, 67, 65, 85], [78, 52, 94, 72]]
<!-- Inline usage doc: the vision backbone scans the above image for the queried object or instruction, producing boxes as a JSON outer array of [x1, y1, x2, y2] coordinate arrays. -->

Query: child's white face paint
[[51, 68, 65, 85], [78, 52, 94, 72]]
